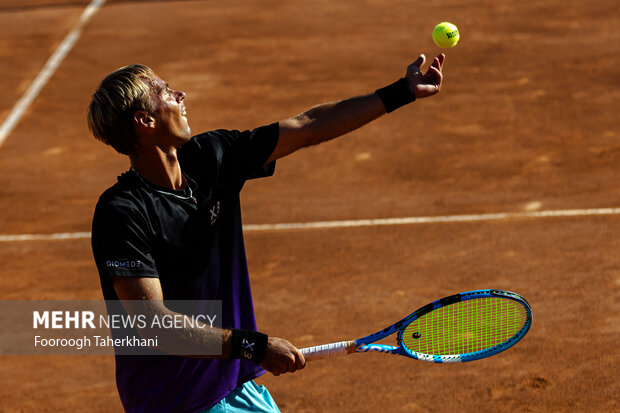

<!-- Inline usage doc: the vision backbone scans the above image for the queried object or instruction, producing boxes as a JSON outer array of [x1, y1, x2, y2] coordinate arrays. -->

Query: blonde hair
[[87, 64, 156, 155]]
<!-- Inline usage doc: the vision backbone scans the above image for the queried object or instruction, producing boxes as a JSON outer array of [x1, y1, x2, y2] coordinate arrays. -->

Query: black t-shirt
[[91, 123, 279, 413]]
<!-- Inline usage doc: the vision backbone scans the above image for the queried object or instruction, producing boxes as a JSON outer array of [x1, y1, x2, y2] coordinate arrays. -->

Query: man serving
[[88, 53, 445, 412]]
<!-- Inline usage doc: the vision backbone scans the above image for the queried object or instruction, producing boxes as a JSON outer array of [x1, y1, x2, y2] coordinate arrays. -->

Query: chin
[[180, 124, 192, 138], [170, 130, 190, 147], [183, 122, 192, 138]]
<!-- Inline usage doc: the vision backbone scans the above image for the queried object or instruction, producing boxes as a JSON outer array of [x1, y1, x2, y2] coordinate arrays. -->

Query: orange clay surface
[[0, 0, 618, 411]]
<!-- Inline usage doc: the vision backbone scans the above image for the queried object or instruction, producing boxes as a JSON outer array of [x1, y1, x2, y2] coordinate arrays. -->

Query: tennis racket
[[300, 289, 532, 363]]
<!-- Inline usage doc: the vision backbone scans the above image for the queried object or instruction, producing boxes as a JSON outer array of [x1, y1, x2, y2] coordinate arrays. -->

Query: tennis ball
[[432, 22, 460, 48]]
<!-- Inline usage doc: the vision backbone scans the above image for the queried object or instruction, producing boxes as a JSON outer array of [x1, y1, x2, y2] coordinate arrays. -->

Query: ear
[[133, 110, 155, 129]]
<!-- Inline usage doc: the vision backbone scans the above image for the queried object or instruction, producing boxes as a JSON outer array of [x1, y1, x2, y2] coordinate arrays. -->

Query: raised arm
[[268, 53, 445, 162]]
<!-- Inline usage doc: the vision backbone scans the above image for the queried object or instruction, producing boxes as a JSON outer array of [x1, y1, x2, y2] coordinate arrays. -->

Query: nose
[[174, 89, 186, 102]]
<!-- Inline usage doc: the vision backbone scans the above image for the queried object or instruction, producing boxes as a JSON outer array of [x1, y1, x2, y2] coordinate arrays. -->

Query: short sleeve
[[178, 122, 279, 185], [91, 198, 159, 279]]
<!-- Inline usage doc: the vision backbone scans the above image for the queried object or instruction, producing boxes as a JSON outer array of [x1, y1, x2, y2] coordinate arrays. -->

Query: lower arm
[[295, 93, 386, 146]]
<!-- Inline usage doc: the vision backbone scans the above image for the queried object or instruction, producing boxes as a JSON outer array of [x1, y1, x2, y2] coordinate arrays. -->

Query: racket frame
[[394, 289, 532, 362], [301, 289, 532, 363]]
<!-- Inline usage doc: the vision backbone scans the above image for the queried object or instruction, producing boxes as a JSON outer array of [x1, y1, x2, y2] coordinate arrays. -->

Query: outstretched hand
[[406, 54, 445, 99]]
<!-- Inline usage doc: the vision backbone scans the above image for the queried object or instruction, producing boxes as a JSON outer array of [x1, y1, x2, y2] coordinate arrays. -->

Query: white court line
[[0, 0, 106, 147], [243, 207, 620, 230], [0, 232, 92, 242], [1, 207, 620, 242]]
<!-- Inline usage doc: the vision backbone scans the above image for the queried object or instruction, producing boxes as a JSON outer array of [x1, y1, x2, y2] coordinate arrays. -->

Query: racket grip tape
[[300, 340, 357, 362]]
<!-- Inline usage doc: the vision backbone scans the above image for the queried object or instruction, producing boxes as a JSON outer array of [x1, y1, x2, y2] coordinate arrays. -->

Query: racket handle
[[300, 340, 357, 362]]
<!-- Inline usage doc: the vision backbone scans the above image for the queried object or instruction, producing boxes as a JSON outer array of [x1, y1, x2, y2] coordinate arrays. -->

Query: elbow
[[291, 113, 330, 147]]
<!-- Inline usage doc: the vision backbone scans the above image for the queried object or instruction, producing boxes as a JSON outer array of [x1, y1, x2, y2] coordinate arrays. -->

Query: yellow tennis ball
[[432, 22, 460, 48]]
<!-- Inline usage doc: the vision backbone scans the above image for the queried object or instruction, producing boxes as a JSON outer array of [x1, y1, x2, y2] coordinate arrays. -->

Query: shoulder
[[93, 172, 149, 227], [179, 124, 279, 157], [177, 124, 279, 181], [183, 129, 240, 149], [178, 129, 243, 161], [91, 177, 155, 252]]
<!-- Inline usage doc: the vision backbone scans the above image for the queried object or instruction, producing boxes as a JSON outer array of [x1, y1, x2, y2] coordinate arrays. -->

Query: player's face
[[149, 75, 191, 146]]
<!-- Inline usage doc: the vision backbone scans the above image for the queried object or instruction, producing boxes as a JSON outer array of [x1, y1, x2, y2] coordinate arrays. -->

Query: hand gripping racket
[[300, 289, 532, 363]]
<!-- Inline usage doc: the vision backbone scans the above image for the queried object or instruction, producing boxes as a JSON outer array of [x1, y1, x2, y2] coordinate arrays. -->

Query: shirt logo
[[210, 201, 221, 225], [106, 259, 142, 269]]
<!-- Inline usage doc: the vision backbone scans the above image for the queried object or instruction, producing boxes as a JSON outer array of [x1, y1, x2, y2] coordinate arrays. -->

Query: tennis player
[[88, 53, 445, 412]]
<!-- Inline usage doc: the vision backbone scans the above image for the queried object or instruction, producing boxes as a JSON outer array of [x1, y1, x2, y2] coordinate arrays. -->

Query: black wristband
[[230, 329, 268, 363], [375, 78, 416, 113]]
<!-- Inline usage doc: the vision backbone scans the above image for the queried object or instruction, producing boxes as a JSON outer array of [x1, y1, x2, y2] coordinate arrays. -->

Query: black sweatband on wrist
[[230, 329, 268, 363], [375, 77, 416, 113]]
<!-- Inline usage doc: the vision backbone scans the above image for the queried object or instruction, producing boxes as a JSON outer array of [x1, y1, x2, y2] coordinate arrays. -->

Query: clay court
[[0, 0, 618, 411]]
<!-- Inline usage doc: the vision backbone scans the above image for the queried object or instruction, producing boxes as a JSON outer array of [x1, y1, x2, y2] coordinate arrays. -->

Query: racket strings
[[401, 297, 527, 356]]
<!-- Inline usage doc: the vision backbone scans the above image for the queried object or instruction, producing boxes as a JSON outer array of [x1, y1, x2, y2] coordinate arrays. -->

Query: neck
[[130, 146, 184, 190]]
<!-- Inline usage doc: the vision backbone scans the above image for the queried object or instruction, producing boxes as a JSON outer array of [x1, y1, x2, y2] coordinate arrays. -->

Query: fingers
[[411, 53, 445, 73], [427, 65, 443, 84], [433, 53, 446, 69], [412, 54, 426, 69], [261, 337, 306, 376], [424, 54, 444, 88], [428, 54, 444, 75], [295, 348, 306, 371], [406, 54, 426, 76], [271, 353, 305, 376], [282, 348, 305, 375]]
